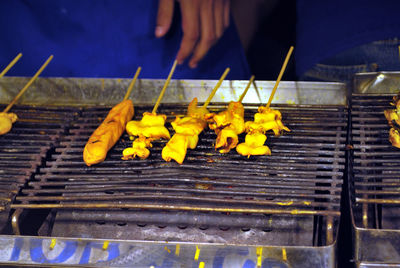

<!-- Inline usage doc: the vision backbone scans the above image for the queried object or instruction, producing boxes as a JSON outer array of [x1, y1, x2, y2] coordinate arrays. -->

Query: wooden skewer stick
[[0, 53, 23, 79], [123, 66, 142, 101], [266, 46, 294, 108], [252, 80, 262, 104], [3, 55, 53, 113], [203, 67, 230, 108], [152, 60, 178, 114], [238, 75, 255, 103]]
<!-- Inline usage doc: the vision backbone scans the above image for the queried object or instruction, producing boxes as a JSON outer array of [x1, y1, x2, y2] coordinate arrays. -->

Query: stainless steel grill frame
[[0, 77, 347, 267], [350, 72, 400, 267]]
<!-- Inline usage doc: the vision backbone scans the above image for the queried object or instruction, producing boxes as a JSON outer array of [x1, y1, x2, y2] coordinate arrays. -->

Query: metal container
[[350, 72, 400, 267], [0, 77, 347, 267]]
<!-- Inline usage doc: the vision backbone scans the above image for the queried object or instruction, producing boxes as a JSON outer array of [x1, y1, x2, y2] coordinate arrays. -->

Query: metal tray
[[350, 72, 400, 267], [0, 77, 347, 267]]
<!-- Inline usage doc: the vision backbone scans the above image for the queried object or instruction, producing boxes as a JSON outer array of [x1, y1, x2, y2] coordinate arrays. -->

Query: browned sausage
[[83, 100, 134, 166]]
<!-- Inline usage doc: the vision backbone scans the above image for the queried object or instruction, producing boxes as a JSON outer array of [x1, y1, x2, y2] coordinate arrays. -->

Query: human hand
[[156, 0, 230, 68]]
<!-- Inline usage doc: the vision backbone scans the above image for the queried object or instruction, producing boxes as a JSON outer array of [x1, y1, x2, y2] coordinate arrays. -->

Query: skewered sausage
[[83, 99, 134, 166]]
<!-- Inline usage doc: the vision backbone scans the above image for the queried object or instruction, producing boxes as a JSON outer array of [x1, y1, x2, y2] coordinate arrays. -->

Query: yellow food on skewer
[[236, 106, 290, 157], [122, 60, 177, 160], [236, 131, 271, 157], [389, 127, 400, 148], [126, 112, 170, 139], [237, 47, 293, 157], [205, 101, 245, 153], [162, 67, 230, 164], [0, 54, 52, 136], [384, 92, 400, 148], [0, 112, 17, 135], [205, 75, 254, 154], [244, 106, 290, 136], [162, 98, 208, 164], [83, 99, 134, 166], [83, 66, 141, 166], [122, 136, 152, 160]]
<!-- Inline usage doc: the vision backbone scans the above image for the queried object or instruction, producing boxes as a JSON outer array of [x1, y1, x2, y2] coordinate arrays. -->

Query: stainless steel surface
[[0, 77, 347, 106], [351, 72, 400, 267], [0, 234, 336, 267], [0, 77, 347, 267], [353, 72, 400, 94]]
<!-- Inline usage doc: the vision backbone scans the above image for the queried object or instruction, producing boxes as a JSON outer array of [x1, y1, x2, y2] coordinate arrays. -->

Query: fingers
[[174, 0, 231, 68], [223, 0, 230, 28], [188, 0, 216, 68], [155, 0, 175, 38], [213, 0, 225, 39], [176, 0, 200, 65]]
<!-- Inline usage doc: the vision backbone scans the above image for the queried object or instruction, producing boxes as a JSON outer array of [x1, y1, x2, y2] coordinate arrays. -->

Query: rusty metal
[[0, 104, 79, 232]]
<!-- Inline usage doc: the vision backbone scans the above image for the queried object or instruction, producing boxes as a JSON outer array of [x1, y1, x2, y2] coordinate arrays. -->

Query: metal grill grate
[[0, 105, 79, 231], [350, 93, 400, 230], [12, 103, 346, 246]]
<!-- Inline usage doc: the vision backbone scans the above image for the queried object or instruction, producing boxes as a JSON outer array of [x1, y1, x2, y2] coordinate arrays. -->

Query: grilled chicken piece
[[171, 115, 207, 136], [161, 133, 199, 164], [389, 127, 400, 148], [122, 136, 152, 160], [236, 106, 289, 157], [162, 98, 208, 164], [205, 101, 245, 153], [392, 93, 400, 110], [245, 106, 290, 135], [126, 112, 170, 139], [83, 100, 134, 166], [236, 131, 271, 157], [384, 104, 400, 129], [123, 112, 170, 160], [0, 112, 18, 135], [385, 92, 400, 148], [384, 109, 399, 126]]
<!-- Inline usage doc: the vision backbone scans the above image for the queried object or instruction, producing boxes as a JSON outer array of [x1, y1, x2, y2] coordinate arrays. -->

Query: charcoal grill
[[350, 72, 400, 267], [0, 77, 346, 267], [0, 104, 78, 232]]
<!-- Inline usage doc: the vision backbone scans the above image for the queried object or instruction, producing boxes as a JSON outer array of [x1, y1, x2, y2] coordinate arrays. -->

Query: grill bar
[[0, 105, 79, 231], [53, 210, 274, 228], [16, 194, 336, 208], [11, 203, 340, 216]]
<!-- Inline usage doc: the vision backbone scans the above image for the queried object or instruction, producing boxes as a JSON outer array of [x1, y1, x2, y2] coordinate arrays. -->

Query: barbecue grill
[[350, 72, 400, 267], [0, 77, 346, 267]]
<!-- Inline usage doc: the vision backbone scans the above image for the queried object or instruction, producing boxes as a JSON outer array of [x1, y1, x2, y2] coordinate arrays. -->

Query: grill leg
[[11, 209, 23, 235], [326, 215, 334, 245]]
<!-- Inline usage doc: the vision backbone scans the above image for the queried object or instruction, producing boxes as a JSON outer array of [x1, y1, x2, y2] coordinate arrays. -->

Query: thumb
[[155, 0, 175, 38]]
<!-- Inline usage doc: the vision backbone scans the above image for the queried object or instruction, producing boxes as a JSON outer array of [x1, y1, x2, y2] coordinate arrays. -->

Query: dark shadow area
[[245, 0, 297, 81]]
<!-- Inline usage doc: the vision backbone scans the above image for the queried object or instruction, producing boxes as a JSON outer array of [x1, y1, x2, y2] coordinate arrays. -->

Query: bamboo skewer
[[238, 75, 255, 103], [266, 46, 294, 108], [152, 60, 178, 114], [123, 66, 142, 101], [3, 55, 53, 113], [252, 80, 262, 104], [0, 53, 23, 79], [203, 67, 230, 108]]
